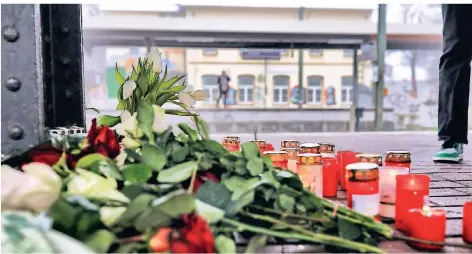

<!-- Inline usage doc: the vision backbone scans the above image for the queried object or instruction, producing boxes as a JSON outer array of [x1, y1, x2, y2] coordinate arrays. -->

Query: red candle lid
[[300, 143, 320, 154], [281, 140, 300, 149], [346, 162, 379, 182], [297, 153, 322, 165]]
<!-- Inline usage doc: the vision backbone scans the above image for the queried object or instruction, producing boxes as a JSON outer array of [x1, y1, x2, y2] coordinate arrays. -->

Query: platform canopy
[[83, 16, 442, 50]]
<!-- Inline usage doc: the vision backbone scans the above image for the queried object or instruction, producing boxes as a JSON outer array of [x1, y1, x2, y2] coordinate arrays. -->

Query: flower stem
[[187, 167, 198, 194], [221, 217, 385, 253], [393, 233, 472, 249], [248, 204, 329, 223], [119, 235, 143, 244]]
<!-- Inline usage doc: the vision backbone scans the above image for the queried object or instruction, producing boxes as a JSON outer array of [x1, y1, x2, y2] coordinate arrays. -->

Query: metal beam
[[1, 4, 45, 155], [374, 4, 387, 131], [40, 4, 85, 128], [297, 7, 305, 109], [349, 49, 359, 132]]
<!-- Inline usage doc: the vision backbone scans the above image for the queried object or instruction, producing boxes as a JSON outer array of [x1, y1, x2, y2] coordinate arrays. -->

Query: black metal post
[[374, 4, 387, 131], [1, 4, 85, 156], [349, 49, 360, 132], [297, 7, 305, 108]]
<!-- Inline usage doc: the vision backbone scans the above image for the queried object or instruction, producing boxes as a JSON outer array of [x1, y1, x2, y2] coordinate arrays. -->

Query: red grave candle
[[337, 150, 360, 190], [385, 150, 411, 169], [346, 162, 380, 218], [222, 136, 240, 152], [322, 157, 338, 197], [406, 206, 446, 250], [395, 174, 430, 232], [263, 151, 288, 169], [265, 143, 275, 152], [464, 201, 472, 244]]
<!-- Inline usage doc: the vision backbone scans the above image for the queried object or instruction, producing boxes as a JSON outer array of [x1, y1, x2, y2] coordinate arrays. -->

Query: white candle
[[379, 166, 410, 219]]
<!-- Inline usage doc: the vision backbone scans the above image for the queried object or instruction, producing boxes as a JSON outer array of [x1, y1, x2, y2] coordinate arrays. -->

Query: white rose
[[146, 49, 163, 73], [122, 80, 136, 99], [178, 92, 196, 108], [120, 110, 132, 123], [191, 90, 210, 101], [152, 105, 169, 133], [116, 113, 143, 138]]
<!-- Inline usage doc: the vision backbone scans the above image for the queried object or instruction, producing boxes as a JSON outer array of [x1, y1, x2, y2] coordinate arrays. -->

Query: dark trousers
[[438, 4, 472, 145], [216, 91, 228, 106]]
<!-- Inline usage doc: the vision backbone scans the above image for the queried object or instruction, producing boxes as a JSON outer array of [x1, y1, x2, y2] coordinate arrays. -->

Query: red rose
[[86, 118, 120, 158], [149, 214, 215, 253], [28, 144, 76, 167], [192, 171, 220, 193]]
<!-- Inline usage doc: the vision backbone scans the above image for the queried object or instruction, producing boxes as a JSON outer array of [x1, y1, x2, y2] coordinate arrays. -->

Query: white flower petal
[[191, 90, 210, 101], [152, 105, 169, 133], [146, 49, 163, 73], [178, 92, 196, 107], [120, 110, 132, 123], [183, 85, 194, 92], [22, 162, 62, 193], [116, 113, 143, 138], [122, 80, 136, 99], [122, 136, 141, 149]]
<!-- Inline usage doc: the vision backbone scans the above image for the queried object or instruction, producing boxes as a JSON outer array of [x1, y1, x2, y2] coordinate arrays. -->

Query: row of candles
[[222, 137, 472, 249]]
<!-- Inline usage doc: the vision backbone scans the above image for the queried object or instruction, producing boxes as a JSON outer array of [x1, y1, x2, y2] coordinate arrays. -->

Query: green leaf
[[246, 157, 264, 176], [215, 235, 236, 253], [195, 200, 225, 224], [158, 75, 186, 92], [195, 181, 232, 210], [137, 72, 150, 95], [116, 243, 145, 253], [157, 161, 198, 183], [242, 142, 260, 159], [165, 109, 198, 116], [200, 140, 227, 157], [124, 148, 143, 162], [117, 193, 156, 227], [171, 143, 190, 163], [141, 144, 167, 171], [260, 171, 281, 189], [130, 66, 138, 81], [75, 153, 107, 169], [195, 116, 210, 140], [116, 100, 126, 110], [178, 123, 198, 142], [122, 164, 153, 184], [134, 191, 195, 231], [277, 193, 295, 212], [161, 84, 185, 94], [338, 217, 362, 240], [97, 115, 120, 127], [115, 63, 125, 86], [99, 159, 124, 181], [84, 230, 115, 253], [86, 107, 100, 114], [136, 100, 155, 141], [155, 93, 175, 107], [244, 235, 268, 254]]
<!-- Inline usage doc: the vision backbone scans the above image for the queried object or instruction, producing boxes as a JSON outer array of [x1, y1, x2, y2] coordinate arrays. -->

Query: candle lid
[[281, 147, 299, 159], [297, 153, 322, 165], [249, 140, 266, 148], [224, 136, 240, 141], [281, 140, 300, 149], [321, 153, 336, 158], [346, 162, 379, 181], [223, 139, 240, 146], [300, 143, 320, 154], [300, 142, 320, 148], [385, 150, 411, 163], [263, 151, 288, 162], [356, 153, 383, 166], [318, 142, 335, 154]]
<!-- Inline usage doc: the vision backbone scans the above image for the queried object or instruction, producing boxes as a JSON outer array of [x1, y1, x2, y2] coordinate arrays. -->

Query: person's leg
[[222, 91, 228, 108], [216, 91, 223, 107], [434, 4, 472, 162]]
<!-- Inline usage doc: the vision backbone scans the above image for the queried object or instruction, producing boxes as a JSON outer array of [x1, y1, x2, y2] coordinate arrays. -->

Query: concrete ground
[[213, 131, 472, 253]]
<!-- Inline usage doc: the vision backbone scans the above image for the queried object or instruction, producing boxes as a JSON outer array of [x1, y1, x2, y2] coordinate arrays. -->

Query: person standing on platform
[[433, 4, 472, 162], [216, 70, 230, 108]]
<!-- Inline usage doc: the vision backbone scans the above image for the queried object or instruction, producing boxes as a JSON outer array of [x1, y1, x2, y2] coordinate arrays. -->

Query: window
[[309, 49, 323, 56], [307, 76, 323, 104], [273, 75, 289, 104], [202, 48, 217, 55], [238, 75, 254, 103], [279, 49, 289, 56], [202, 75, 219, 104], [341, 76, 354, 103], [343, 49, 354, 57]]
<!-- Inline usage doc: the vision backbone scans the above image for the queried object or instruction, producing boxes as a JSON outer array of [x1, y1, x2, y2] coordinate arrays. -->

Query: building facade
[[94, 5, 374, 109]]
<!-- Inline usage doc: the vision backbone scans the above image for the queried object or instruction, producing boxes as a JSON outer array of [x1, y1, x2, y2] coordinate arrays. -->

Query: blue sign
[[241, 49, 281, 60]]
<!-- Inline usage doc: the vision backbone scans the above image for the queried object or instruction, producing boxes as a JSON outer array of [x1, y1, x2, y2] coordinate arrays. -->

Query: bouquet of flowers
[[1, 49, 394, 253]]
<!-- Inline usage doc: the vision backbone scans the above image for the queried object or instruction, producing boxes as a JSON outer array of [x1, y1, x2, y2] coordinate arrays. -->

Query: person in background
[[433, 4, 472, 162], [216, 70, 230, 108]]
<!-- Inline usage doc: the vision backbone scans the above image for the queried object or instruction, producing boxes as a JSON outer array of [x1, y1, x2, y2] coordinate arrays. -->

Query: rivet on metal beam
[[60, 25, 69, 35], [2, 25, 19, 42], [8, 125, 24, 140], [5, 77, 21, 92]]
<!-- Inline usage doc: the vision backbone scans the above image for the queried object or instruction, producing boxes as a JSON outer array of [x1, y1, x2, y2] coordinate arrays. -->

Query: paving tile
[[428, 174, 447, 181], [428, 206, 464, 219], [429, 188, 469, 197], [437, 173, 472, 181], [430, 181, 466, 189], [446, 219, 463, 236], [430, 196, 472, 206], [336, 191, 347, 199], [458, 188, 472, 195], [459, 181, 472, 187]]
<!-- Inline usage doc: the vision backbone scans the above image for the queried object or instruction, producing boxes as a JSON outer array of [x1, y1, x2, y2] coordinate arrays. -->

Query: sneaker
[[433, 142, 464, 162]]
